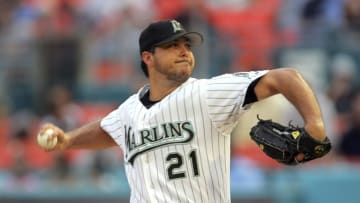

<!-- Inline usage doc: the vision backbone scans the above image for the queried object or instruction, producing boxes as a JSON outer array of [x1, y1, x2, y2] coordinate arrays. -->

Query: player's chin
[[169, 70, 191, 83], [171, 73, 190, 83], [179, 67, 193, 79], [181, 64, 194, 74], [168, 64, 193, 81]]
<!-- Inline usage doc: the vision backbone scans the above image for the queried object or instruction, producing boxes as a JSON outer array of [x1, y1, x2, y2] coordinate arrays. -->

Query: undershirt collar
[[140, 90, 160, 109]]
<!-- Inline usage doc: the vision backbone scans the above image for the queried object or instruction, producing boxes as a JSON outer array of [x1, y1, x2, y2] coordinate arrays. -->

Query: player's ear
[[141, 51, 153, 67]]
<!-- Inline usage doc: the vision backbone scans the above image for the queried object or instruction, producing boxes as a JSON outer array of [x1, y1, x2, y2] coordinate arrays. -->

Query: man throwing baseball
[[38, 19, 331, 202]]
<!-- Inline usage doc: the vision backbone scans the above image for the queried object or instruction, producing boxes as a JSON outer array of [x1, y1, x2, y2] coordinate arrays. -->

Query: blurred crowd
[[1, 0, 360, 195]]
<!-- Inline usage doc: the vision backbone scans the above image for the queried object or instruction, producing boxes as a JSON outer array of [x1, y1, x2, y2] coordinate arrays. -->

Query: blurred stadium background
[[1, 0, 360, 202]]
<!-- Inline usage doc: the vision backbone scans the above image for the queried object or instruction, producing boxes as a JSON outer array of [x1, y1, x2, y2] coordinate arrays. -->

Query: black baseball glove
[[249, 115, 332, 165]]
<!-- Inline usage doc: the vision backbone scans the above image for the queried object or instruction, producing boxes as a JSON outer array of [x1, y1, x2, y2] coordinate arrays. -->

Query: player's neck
[[148, 77, 182, 101]]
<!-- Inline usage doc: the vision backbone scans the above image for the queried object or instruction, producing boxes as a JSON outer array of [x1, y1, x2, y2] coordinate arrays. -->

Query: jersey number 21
[[166, 150, 199, 180]]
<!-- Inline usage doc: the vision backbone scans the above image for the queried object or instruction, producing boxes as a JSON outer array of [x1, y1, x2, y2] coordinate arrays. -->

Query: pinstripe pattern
[[100, 71, 268, 203]]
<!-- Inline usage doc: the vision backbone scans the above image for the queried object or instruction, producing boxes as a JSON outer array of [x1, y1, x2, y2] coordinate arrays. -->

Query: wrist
[[304, 121, 326, 141], [63, 133, 74, 150]]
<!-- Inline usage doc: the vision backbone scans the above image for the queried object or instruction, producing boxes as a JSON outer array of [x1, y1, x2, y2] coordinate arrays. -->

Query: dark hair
[[141, 61, 149, 77], [140, 47, 155, 77]]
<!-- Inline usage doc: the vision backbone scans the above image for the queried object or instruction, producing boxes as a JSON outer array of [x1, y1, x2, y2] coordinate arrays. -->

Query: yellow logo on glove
[[314, 145, 325, 154], [291, 131, 300, 139]]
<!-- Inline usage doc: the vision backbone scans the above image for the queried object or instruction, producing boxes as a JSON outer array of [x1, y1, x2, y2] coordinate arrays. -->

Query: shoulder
[[200, 71, 269, 88], [210, 71, 269, 81]]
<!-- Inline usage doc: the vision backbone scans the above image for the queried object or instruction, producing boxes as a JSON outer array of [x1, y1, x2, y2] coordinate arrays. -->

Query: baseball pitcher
[[37, 20, 331, 203]]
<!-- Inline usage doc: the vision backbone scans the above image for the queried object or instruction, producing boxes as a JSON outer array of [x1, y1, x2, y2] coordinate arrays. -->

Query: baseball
[[37, 128, 57, 149]]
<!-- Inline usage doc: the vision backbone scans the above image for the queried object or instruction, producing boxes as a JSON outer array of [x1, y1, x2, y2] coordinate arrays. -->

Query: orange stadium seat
[[153, 0, 187, 19], [207, 0, 282, 70], [0, 118, 12, 168]]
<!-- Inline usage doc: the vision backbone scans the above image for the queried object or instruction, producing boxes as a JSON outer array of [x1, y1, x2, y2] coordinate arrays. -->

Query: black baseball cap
[[139, 19, 203, 77]]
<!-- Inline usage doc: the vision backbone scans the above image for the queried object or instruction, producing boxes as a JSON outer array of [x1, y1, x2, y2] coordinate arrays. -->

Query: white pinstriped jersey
[[100, 70, 268, 203]]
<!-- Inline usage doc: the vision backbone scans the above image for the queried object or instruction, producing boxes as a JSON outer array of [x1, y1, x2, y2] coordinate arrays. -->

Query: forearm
[[255, 68, 325, 140], [66, 119, 117, 150]]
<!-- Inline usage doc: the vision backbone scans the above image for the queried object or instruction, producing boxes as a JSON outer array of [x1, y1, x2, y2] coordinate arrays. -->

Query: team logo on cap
[[170, 20, 183, 33]]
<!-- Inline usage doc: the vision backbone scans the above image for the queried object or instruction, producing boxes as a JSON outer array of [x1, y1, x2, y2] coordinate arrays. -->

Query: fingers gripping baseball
[[37, 124, 66, 151]]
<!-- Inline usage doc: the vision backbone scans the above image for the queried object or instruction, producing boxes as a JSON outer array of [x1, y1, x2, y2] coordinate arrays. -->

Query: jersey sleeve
[[204, 70, 268, 135], [100, 106, 124, 146]]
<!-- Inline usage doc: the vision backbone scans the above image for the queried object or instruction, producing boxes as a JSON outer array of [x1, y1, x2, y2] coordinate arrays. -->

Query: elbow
[[267, 67, 303, 86], [275, 67, 305, 86], [255, 67, 305, 100], [280, 67, 302, 79]]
